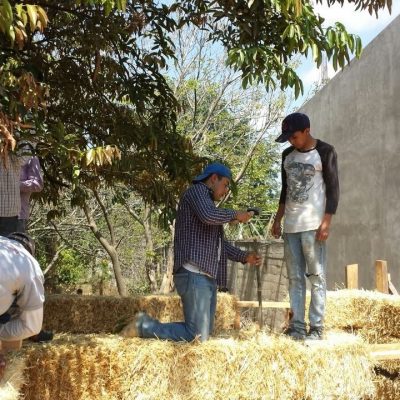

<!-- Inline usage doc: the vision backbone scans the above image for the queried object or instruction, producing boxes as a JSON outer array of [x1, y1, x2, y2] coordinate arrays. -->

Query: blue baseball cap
[[192, 162, 232, 183], [275, 112, 310, 143]]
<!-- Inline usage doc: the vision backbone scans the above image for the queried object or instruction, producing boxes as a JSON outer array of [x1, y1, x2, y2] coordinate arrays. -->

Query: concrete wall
[[300, 15, 400, 290]]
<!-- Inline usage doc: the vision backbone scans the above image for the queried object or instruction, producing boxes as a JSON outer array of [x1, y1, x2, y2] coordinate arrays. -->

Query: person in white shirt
[[272, 113, 339, 341], [0, 233, 44, 380]]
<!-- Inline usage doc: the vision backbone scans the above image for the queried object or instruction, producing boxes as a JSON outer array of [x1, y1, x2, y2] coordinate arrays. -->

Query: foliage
[[0, 0, 391, 213], [55, 248, 88, 285]]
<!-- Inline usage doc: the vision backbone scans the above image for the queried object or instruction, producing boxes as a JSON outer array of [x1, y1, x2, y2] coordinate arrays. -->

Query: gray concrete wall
[[300, 15, 400, 290]]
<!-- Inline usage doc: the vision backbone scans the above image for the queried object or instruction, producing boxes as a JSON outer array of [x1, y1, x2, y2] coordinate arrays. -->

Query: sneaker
[[120, 312, 148, 338], [306, 326, 324, 340], [29, 330, 54, 343], [283, 327, 306, 341]]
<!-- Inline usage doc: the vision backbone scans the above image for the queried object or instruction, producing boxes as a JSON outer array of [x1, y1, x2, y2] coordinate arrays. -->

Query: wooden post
[[375, 260, 389, 294], [345, 264, 358, 289]]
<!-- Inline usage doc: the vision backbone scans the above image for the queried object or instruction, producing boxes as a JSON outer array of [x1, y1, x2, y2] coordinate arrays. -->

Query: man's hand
[[235, 211, 253, 223], [0, 353, 6, 381], [246, 252, 262, 266], [271, 219, 282, 239], [316, 214, 332, 241]]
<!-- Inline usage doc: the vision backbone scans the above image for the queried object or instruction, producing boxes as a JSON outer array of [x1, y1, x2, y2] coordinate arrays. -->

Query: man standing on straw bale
[[0, 233, 45, 380], [272, 113, 339, 340], [121, 162, 261, 342]]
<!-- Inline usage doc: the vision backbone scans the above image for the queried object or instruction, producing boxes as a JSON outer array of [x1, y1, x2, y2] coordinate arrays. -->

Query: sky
[[296, 1, 400, 105]]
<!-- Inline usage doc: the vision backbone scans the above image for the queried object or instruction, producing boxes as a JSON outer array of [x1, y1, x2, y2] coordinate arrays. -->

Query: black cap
[[275, 113, 310, 143]]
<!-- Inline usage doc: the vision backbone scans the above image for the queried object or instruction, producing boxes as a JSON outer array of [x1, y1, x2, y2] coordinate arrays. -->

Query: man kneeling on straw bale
[[0, 233, 45, 380], [121, 162, 261, 342]]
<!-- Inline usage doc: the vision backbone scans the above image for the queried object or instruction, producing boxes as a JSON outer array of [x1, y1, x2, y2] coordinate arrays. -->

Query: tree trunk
[[83, 198, 127, 297], [143, 204, 158, 292]]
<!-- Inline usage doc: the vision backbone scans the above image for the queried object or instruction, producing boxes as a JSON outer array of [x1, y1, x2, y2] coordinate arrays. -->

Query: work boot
[[283, 326, 306, 341], [29, 330, 54, 343], [120, 312, 148, 338], [306, 326, 324, 340]]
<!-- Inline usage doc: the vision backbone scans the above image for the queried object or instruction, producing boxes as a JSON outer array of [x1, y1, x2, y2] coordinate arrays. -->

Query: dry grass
[[0, 351, 26, 400], [307, 290, 400, 343], [369, 359, 400, 400], [17, 332, 374, 400], [43, 293, 238, 335]]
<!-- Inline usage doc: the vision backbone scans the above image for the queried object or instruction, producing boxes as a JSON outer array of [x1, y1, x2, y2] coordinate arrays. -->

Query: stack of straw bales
[[42, 293, 238, 335], [15, 332, 373, 400], [323, 290, 400, 399]]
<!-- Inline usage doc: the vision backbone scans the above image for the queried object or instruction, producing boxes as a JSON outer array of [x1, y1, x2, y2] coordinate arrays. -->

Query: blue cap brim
[[192, 173, 212, 183]]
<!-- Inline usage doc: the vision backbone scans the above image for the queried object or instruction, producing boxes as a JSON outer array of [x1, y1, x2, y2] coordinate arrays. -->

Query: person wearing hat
[[271, 113, 339, 340], [120, 162, 261, 342], [0, 232, 45, 380]]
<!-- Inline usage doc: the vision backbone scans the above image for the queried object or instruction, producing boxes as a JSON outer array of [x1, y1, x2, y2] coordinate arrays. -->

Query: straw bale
[[309, 290, 400, 343], [43, 293, 237, 335], [19, 331, 374, 400], [0, 351, 27, 400], [370, 359, 400, 400]]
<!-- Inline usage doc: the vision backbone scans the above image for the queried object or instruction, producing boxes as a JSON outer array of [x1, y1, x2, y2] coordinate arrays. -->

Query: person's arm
[[0, 308, 43, 341], [271, 150, 289, 238], [20, 157, 44, 193], [186, 185, 251, 225], [271, 203, 285, 239], [317, 144, 339, 241], [224, 241, 261, 266]]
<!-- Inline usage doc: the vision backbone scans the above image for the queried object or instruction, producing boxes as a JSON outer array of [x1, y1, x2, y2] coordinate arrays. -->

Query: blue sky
[[296, 2, 400, 102]]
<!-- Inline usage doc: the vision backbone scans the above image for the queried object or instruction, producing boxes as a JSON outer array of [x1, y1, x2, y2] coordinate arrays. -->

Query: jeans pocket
[[174, 272, 189, 297]]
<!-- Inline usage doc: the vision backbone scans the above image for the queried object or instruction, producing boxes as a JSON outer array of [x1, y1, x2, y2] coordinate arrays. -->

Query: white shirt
[[283, 148, 326, 233], [0, 236, 44, 340]]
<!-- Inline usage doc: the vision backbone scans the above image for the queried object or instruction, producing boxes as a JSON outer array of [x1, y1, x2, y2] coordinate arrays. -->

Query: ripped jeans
[[284, 231, 326, 332]]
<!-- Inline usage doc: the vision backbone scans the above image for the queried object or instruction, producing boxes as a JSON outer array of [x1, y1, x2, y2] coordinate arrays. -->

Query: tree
[[0, 0, 392, 295]]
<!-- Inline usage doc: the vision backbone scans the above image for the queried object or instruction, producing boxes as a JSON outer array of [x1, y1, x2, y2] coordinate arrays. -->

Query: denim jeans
[[284, 230, 326, 332], [0, 216, 18, 237], [140, 270, 217, 342]]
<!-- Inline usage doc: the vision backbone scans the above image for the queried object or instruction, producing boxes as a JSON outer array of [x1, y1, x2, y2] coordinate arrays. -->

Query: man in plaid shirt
[[121, 162, 261, 342]]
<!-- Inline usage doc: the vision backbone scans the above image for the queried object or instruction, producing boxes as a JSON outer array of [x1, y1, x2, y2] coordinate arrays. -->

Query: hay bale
[[0, 351, 27, 400], [18, 332, 374, 400], [371, 359, 400, 400], [319, 290, 400, 343], [43, 293, 237, 335]]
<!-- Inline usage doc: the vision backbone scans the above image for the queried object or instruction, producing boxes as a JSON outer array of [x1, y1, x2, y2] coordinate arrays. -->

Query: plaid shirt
[[0, 154, 24, 217], [174, 182, 248, 287]]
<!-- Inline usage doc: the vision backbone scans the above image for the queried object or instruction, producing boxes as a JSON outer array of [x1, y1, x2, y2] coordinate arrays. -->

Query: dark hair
[[7, 232, 35, 256]]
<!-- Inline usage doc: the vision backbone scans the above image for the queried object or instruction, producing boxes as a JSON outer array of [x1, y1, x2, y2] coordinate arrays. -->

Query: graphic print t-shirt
[[279, 140, 339, 233]]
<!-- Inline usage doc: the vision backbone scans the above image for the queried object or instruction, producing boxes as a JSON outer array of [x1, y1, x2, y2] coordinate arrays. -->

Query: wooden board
[[369, 343, 400, 361], [237, 301, 290, 309]]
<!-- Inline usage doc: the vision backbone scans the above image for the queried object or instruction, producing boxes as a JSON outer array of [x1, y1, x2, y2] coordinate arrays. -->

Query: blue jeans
[[141, 270, 217, 342], [284, 231, 326, 332], [0, 216, 18, 237]]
